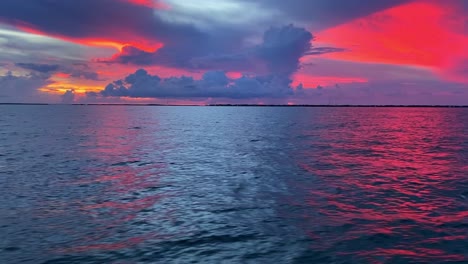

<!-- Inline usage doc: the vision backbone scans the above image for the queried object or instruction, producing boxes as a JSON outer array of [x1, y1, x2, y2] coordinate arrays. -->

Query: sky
[[0, 0, 467, 105]]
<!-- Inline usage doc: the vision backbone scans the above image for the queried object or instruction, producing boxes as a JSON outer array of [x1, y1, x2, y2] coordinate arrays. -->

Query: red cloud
[[14, 22, 163, 53], [315, 1, 468, 82], [122, 0, 170, 9]]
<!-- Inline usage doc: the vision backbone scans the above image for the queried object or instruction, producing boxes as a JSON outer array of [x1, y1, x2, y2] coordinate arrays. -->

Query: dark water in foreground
[[0, 106, 467, 264]]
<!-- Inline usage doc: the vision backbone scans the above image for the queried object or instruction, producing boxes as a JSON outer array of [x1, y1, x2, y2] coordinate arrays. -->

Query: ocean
[[1, 105, 467, 263]]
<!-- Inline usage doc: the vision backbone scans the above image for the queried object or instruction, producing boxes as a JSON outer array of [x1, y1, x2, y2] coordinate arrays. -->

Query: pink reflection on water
[[293, 108, 467, 262], [57, 236, 147, 253]]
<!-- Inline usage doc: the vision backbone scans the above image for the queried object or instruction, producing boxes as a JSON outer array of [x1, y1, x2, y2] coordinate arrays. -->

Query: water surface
[[0, 106, 467, 263]]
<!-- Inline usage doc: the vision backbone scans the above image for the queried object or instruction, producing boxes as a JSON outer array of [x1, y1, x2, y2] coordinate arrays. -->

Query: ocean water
[[0, 105, 467, 264]]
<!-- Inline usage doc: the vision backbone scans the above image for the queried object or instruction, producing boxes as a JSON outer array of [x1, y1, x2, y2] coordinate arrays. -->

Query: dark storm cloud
[[97, 69, 294, 99], [105, 28, 247, 69], [61, 89, 75, 104], [99, 25, 315, 99], [0, 0, 411, 39], [0, 0, 247, 74], [67, 68, 100, 81], [0, 0, 255, 72], [109, 46, 155, 65], [0, 0, 412, 72], [0, 0, 183, 41], [0, 72, 52, 103], [15, 62, 101, 81], [257, 25, 312, 75], [242, 0, 411, 29], [0, 0, 243, 56], [0, 0, 381, 74], [15, 63, 59, 73], [111, 25, 314, 75]]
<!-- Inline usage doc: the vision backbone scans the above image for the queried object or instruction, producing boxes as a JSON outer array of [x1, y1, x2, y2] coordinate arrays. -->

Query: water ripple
[[0, 106, 467, 263]]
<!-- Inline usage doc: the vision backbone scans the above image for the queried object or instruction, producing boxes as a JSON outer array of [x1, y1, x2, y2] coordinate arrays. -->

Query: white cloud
[[157, 0, 279, 31]]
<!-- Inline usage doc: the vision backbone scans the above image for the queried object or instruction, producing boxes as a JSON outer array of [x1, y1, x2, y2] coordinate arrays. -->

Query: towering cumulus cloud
[[258, 25, 312, 76], [99, 25, 312, 99]]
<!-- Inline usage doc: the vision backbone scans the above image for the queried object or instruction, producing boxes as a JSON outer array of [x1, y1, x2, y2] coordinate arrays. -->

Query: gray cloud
[[0, 0, 247, 67], [15, 62, 101, 81], [0, 0, 411, 42], [305, 47, 347, 55], [190, 24, 314, 74], [0, 72, 52, 103], [105, 29, 246, 69], [241, 0, 411, 30], [98, 25, 315, 99], [0, 0, 198, 43], [95, 71, 468, 105], [15, 63, 59, 73], [96, 69, 295, 99], [0, 25, 114, 64], [257, 25, 312, 76], [110, 25, 315, 75], [0, 0, 410, 73], [61, 89, 75, 104], [290, 79, 468, 106]]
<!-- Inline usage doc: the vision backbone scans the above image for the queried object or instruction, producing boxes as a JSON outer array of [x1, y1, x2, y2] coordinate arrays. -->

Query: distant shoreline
[[1, 103, 467, 108]]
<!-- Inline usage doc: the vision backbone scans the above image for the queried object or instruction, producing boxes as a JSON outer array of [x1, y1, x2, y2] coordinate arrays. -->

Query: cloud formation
[[242, 0, 410, 30], [61, 89, 75, 104], [15, 62, 101, 81], [0, 0, 408, 77], [97, 25, 315, 99], [0, 72, 52, 103], [97, 69, 295, 99], [110, 25, 313, 74], [15, 63, 59, 73], [258, 25, 312, 75], [0, 0, 244, 60]]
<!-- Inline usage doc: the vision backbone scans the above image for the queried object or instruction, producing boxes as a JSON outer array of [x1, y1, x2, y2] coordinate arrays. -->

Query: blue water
[[0, 106, 467, 263]]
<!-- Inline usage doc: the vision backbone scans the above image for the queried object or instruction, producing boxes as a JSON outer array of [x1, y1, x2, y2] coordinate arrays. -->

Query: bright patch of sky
[[157, 0, 279, 30], [0, 26, 115, 62]]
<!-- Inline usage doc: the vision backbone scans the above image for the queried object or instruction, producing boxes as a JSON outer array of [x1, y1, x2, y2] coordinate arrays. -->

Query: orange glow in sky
[[38, 83, 103, 94], [38, 73, 107, 95]]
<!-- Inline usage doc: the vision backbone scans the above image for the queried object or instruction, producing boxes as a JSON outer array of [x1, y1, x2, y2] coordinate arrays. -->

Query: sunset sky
[[0, 0, 467, 104]]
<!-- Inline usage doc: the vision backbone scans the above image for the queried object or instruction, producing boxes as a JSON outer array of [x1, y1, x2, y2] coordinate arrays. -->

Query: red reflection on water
[[372, 248, 466, 262], [292, 108, 467, 262], [83, 195, 163, 211]]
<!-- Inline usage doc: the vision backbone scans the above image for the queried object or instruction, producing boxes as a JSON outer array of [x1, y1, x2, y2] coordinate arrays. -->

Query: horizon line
[[1, 103, 468, 108]]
